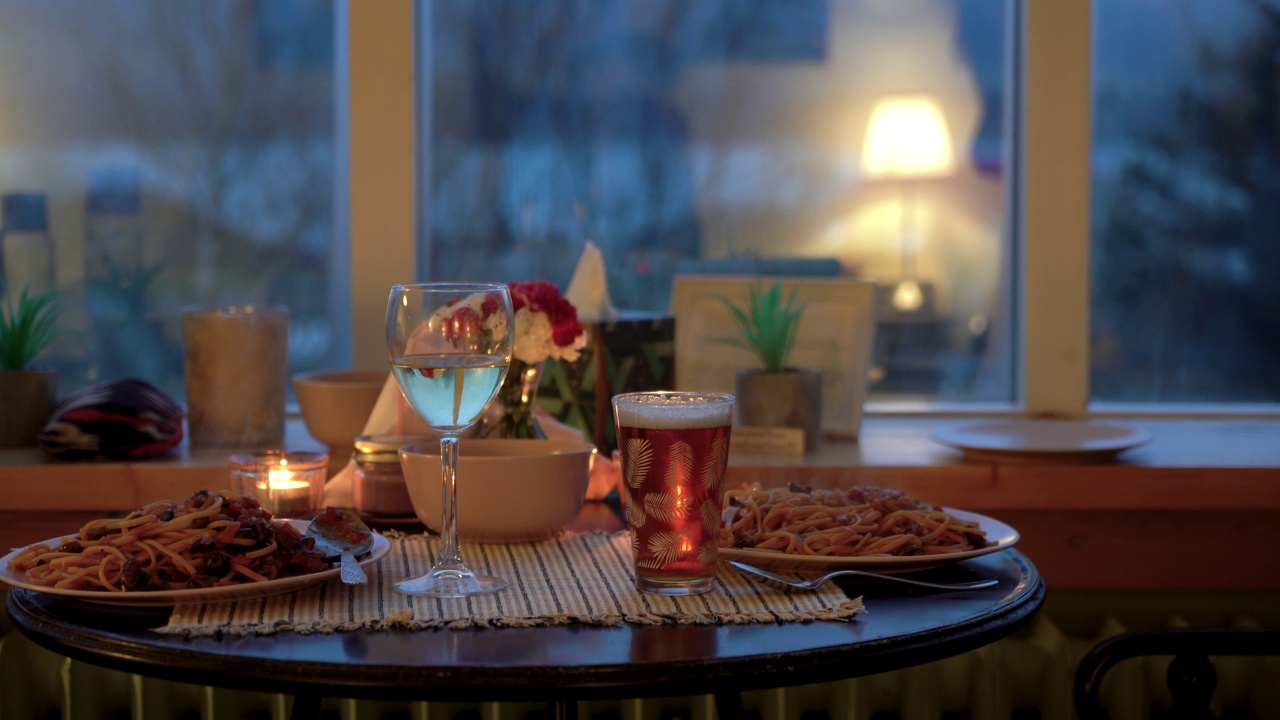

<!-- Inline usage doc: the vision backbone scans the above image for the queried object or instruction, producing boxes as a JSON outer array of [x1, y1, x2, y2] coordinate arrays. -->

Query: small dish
[[930, 419, 1152, 464]]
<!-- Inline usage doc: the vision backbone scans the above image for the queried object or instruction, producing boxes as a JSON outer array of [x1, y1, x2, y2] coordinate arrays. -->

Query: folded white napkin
[[565, 241, 618, 323], [322, 374, 620, 508]]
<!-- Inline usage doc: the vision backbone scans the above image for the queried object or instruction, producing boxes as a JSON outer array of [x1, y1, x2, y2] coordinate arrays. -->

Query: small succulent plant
[[0, 286, 66, 371], [712, 279, 808, 374]]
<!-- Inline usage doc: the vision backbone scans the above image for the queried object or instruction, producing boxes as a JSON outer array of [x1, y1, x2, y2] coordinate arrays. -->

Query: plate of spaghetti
[[718, 484, 1018, 573], [1, 489, 390, 606]]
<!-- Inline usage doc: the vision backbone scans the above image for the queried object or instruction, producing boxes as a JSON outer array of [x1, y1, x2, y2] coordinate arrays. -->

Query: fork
[[727, 560, 999, 592]]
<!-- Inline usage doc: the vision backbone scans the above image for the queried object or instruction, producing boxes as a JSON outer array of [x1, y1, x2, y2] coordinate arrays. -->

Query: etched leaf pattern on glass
[[625, 438, 652, 489], [643, 491, 692, 523], [701, 499, 722, 538], [625, 427, 727, 576], [701, 437, 728, 492], [644, 531, 685, 567], [697, 540, 719, 568], [664, 440, 693, 488], [626, 496, 646, 528]]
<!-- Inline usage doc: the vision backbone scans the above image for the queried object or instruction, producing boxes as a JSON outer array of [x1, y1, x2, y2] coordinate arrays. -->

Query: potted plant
[[0, 286, 65, 447], [713, 279, 823, 451]]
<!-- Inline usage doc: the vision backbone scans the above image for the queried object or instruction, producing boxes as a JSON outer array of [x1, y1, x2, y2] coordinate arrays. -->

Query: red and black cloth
[[39, 378, 183, 460]]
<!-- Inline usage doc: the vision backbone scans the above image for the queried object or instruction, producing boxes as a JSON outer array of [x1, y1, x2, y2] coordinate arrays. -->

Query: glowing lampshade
[[862, 95, 955, 179]]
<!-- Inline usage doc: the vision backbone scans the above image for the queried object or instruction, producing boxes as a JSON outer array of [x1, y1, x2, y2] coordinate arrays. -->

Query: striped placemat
[[159, 530, 863, 637]]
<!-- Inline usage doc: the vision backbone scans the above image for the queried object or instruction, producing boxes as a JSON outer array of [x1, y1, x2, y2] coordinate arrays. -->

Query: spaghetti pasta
[[6, 489, 329, 592], [720, 483, 990, 557]]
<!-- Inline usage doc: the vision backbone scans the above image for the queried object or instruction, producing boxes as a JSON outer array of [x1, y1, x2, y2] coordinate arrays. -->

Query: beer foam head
[[613, 392, 734, 430]]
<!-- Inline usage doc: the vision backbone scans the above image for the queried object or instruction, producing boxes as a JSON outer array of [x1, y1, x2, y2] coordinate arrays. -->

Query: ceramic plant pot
[[0, 368, 57, 447], [734, 367, 823, 451]]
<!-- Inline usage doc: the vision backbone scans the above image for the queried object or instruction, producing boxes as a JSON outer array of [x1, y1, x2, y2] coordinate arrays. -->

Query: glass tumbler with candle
[[228, 450, 328, 519], [612, 391, 734, 596]]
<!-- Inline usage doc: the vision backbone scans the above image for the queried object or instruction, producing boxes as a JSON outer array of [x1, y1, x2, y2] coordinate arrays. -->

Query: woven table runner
[[159, 530, 863, 637]]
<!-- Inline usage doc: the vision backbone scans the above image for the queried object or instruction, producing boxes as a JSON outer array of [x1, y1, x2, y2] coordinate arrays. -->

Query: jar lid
[[354, 434, 429, 462]]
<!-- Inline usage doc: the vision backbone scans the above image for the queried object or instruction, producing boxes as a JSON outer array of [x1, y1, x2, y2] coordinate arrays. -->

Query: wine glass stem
[[436, 434, 464, 569]]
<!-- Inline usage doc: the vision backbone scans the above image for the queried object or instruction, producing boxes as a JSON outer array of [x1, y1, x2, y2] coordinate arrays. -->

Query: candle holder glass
[[227, 450, 328, 519]]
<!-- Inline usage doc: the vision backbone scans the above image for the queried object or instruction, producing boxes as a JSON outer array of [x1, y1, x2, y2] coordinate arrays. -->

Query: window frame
[[1020, 0, 1091, 416], [343, 0, 1276, 419], [343, 0, 416, 372]]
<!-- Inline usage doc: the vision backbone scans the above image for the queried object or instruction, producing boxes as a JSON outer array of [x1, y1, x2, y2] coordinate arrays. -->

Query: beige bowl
[[292, 370, 387, 452], [399, 439, 596, 543]]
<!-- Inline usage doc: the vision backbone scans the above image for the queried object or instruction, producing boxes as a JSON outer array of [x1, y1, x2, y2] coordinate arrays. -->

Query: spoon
[[305, 508, 374, 584], [727, 560, 998, 592]]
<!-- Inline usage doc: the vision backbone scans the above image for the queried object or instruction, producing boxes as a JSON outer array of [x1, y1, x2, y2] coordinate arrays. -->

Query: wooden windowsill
[[2, 416, 1278, 591], [727, 417, 1280, 511]]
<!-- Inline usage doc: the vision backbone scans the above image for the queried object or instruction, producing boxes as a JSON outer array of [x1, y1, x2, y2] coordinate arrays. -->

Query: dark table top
[[5, 547, 1044, 705]]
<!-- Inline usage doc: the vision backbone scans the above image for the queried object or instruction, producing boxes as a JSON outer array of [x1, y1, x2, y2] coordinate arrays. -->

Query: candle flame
[[268, 460, 306, 489]]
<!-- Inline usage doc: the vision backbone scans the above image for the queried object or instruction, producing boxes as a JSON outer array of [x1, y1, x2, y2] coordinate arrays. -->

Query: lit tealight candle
[[269, 461, 303, 489], [228, 450, 329, 519]]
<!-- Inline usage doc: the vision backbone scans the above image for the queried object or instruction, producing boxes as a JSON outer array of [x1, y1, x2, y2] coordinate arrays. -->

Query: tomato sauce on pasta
[[7, 489, 329, 592], [721, 484, 990, 557]]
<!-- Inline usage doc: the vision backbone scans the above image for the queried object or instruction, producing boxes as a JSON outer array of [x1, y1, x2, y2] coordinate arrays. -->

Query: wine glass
[[386, 282, 514, 597]]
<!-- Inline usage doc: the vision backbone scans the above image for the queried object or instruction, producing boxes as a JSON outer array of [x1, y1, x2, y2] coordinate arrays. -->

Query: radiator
[[3, 589, 1278, 720]]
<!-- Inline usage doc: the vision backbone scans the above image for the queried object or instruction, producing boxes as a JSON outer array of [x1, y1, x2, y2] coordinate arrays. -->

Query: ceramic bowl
[[292, 369, 387, 453], [399, 439, 596, 543]]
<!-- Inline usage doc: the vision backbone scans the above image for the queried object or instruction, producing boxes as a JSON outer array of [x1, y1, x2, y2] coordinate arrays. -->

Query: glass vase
[[482, 358, 546, 439]]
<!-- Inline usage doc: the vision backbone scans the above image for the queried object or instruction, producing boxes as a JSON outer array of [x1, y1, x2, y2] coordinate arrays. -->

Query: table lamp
[[861, 94, 955, 312]]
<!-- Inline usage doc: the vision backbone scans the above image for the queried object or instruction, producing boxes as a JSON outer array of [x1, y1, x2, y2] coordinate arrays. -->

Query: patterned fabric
[[39, 378, 184, 460], [160, 530, 864, 637]]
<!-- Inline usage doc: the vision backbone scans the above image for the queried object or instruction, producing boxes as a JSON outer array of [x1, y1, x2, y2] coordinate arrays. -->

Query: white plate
[[930, 419, 1152, 463], [719, 508, 1019, 574], [0, 520, 391, 607]]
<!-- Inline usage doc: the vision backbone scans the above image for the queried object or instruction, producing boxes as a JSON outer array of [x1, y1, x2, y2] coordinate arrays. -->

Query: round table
[[6, 548, 1044, 720]]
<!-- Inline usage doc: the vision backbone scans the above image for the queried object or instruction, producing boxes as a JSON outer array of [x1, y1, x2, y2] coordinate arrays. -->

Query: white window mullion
[[344, 0, 417, 371], [1020, 0, 1092, 416]]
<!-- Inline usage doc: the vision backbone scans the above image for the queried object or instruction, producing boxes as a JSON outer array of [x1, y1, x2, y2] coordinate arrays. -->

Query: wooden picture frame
[[669, 275, 878, 438]]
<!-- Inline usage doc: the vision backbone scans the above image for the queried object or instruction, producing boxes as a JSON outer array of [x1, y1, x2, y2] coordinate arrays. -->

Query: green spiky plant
[[712, 280, 808, 373], [0, 286, 66, 370]]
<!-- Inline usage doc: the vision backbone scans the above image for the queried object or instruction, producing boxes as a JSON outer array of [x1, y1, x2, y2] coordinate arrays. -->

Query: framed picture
[[669, 275, 878, 438]]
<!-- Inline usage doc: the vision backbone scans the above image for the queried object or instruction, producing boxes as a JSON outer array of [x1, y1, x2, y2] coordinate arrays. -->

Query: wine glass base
[[395, 568, 507, 598]]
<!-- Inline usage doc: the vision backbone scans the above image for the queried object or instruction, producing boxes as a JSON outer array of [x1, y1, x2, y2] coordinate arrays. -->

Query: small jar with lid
[[352, 434, 420, 521]]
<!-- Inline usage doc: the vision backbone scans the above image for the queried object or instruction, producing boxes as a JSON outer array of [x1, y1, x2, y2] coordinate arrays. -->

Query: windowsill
[[727, 416, 1280, 511], [3, 416, 1276, 508], [2, 416, 1278, 590]]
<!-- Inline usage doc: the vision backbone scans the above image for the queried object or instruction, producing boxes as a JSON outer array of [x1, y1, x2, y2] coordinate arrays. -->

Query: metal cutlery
[[727, 560, 999, 592], [306, 509, 374, 584]]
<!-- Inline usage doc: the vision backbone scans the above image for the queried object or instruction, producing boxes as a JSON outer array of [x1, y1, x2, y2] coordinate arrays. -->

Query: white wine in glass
[[386, 282, 513, 597]]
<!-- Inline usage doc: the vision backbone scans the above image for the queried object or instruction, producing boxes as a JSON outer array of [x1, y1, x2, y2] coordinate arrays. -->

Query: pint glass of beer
[[612, 391, 734, 595]]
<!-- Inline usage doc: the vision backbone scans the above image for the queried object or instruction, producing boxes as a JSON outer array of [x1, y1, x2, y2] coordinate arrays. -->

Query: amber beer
[[612, 391, 734, 595]]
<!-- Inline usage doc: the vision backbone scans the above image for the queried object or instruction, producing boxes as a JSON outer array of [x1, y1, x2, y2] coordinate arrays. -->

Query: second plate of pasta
[[719, 508, 1018, 573], [718, 485, 1019, 573]]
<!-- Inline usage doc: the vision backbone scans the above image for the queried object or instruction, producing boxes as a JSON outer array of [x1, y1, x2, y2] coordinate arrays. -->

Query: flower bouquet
[[510, 280, 586, 365], [483, 280, 586, 439]]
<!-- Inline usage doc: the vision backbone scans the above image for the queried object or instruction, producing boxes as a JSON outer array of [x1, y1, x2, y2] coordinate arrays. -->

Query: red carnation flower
[[507, 280, 586, 363]]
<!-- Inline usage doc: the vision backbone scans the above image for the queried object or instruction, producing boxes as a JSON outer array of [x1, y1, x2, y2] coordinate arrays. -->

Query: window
[[6, 1, 1275, 417], [1091, 0, 1280, 405], [0, 0, 344, 402], [415, 0, 1017, 405]]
